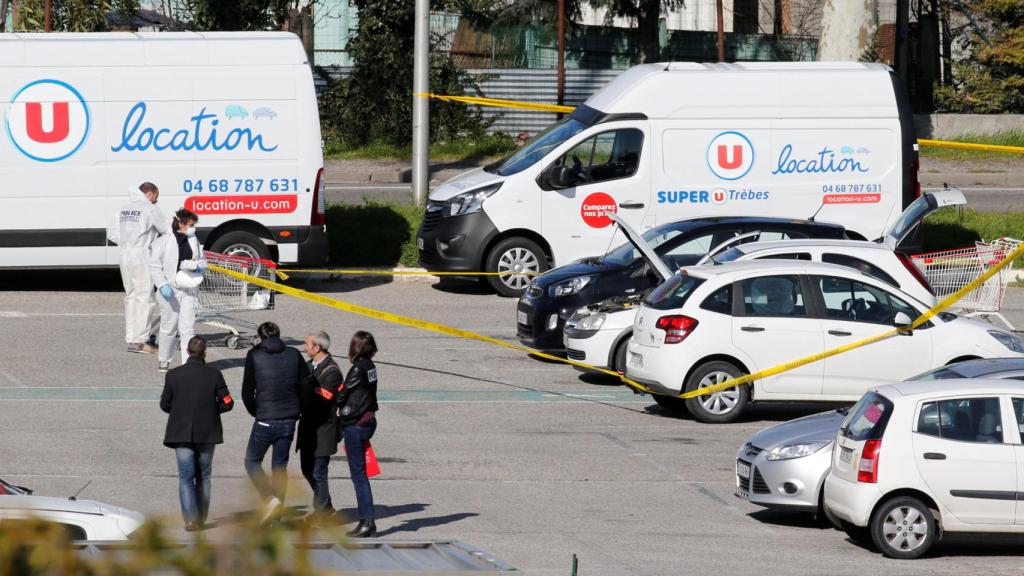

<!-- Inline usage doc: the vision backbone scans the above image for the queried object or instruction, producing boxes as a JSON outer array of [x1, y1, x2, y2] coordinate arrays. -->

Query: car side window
[[556, 129, 643, 185], [741, 275, 806, 317], [701, 285, 733, 314], [817, 276, 917, 324], [822, 253, 899, 287], [755, 252, 812, 261], [662, 232, 717, 269], [917, 397, 1003, 443]]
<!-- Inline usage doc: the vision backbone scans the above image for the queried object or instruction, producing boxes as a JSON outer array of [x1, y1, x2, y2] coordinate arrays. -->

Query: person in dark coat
[[337, 331, 380, 538], [297, 331, 344, 519], [159, 336, 233, 531], [241, 321, 309, 523]]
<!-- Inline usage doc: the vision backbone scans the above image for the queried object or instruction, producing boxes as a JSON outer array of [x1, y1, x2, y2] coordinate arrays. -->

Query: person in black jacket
[[159, 336, 233, 531], [241, 321, 309, 522], [297, 331, 344, 520], [337, 331, 380, 538]]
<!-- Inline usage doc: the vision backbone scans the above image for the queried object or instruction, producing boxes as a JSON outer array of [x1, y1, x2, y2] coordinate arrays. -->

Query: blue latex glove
[[195, 263, 206, 274], [159, 284, 173, 299]]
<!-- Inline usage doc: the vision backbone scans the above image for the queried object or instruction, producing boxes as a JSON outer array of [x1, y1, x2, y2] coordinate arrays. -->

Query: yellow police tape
[[211, 239, 1024, 401], [272, 268, 539, 281], [917, 139, 1024, 155]]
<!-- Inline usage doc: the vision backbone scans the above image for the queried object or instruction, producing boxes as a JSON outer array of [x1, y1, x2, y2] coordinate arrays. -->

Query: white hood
[[428, 168, 504, 202]]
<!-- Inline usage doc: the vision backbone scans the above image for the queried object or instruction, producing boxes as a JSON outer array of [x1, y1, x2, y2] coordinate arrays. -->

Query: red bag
[[343, 441, 381, 478]]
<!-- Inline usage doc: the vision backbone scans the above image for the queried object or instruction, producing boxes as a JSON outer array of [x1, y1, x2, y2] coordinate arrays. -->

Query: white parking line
[[0, 311, 119, 317], [0, 369, 24, 386]]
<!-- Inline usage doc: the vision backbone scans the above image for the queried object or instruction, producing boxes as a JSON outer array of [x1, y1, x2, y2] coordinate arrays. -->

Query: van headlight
[[988, 330, 1024, 353], [443, 183, 502, 217], [765, 441, 830, 461], [549, 275, 594, 297]]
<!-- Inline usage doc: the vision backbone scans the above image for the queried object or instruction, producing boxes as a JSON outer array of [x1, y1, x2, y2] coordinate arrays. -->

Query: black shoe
[[347, 519, 376, 538]]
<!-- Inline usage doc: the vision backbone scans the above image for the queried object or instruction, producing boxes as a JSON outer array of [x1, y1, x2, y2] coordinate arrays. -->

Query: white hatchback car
[[625, 260, 1024, 423], [0, 478, 145, 540], [824, 379, 1024, 559], [564, 298, 639, 373]]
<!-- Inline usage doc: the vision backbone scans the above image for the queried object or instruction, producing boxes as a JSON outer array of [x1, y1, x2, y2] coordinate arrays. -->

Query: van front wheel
[[209, 231, 272, 262], [485, 237, 548, 297]]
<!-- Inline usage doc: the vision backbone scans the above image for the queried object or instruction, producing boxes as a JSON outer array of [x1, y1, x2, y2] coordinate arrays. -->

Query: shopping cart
[[197, 251, 277, 349], [911, 237, 1023, 330]]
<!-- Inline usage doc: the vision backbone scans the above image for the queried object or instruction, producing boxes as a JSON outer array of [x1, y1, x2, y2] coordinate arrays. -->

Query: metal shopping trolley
[[911, 237, 1023, 330], [197, 251, 277, 349]]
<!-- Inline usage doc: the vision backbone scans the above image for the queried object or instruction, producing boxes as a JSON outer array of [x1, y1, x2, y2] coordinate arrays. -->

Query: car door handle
[[923, 452, 946, 460], [828, 330, 853, 336], [741, 326, 765, 332], [620, 202, 645, 209]]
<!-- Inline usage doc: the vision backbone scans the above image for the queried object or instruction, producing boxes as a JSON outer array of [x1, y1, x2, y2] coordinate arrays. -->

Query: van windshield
[[484, 118, 588, 176]]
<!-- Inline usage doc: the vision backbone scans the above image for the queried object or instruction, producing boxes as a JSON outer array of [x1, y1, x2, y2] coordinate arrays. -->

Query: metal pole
[[556, 0, 565, 117], [716, 0, 725, 62], [895, 0, 910, 95], [411, 0, 430, 206], [44, 0, 51, 31]]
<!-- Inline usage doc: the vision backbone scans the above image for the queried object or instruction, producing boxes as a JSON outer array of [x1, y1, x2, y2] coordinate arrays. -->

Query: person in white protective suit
[[107, 182, 168, 354], [151, 208, 207, 373]]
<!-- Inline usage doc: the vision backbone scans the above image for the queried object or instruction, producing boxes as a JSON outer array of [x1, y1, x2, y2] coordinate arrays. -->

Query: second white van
[[417, 62, 919, 296]]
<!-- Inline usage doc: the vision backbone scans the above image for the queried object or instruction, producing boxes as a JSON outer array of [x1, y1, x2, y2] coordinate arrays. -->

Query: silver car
[[735, 358, 1024, 514]]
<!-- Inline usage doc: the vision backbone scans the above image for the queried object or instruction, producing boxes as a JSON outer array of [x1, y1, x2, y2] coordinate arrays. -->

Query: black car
[[516, 217, 848, 352]]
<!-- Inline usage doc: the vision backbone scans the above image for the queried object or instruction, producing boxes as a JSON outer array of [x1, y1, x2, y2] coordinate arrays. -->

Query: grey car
[[735, 358, 1024, 514]]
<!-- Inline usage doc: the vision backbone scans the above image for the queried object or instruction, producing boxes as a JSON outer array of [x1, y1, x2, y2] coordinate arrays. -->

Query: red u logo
[[717, 144, 743, 169], [25, 102, 70, 144]]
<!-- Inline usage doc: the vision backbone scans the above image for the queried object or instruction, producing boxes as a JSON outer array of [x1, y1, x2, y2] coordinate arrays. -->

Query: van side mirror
[[894, 311, 913, 335], [548, 165, 579, 189]]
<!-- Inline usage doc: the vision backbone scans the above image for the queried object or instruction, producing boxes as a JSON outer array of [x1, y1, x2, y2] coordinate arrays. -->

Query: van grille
[[418, 250, 437, 267], [421, 203, 443, 232]]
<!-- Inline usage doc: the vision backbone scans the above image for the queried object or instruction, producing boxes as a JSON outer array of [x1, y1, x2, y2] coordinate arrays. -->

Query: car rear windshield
[[840, 391, 894, 441], [643, 273, 705, 310]]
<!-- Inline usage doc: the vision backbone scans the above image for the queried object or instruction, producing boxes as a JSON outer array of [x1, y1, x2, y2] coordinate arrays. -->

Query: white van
[[418, 62, 919, 296], [0, 32, 327, 268]]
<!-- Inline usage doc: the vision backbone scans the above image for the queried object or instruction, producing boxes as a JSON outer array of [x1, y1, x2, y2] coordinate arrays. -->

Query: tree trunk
[[817, 0, 877, 61], [636, 0, 661, 63], [0, 0, 9, 32]]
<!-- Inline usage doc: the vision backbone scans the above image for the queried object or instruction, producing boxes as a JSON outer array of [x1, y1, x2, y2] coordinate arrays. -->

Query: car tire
[[870, 496, 937, 559], [611, 335, 631, 375], [209, 230, 272, 262], [683, 360, 749, 423], [485, 237, 548, 297], [652, 394, 687, 413]]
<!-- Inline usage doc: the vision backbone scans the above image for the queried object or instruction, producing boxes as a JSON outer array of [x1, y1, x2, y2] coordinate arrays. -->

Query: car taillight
[[857, 439, 881, 483], [896, 252, 934, 295], [655, 315, 698, 344], [311, 167, 326, 226]]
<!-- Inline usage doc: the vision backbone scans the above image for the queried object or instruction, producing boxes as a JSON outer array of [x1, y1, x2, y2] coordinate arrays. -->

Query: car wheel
[[683, 361, 749, 423], [652, 394, 687, 413], [870, 496, 937, 559], [611, 335, 631, 375], [485, 237, 548, 297], [209, 230, 272, 262]]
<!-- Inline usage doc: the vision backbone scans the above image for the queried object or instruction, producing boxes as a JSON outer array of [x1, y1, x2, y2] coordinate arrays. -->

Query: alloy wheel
[[697, 371, 740, 415]]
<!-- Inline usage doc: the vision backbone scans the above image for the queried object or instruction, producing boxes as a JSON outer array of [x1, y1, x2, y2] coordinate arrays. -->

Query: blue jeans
[[300, 451, 332, 512], [343, 418, 377, 520], [174, 444, 215, 525], [244, 418, 296, 501]]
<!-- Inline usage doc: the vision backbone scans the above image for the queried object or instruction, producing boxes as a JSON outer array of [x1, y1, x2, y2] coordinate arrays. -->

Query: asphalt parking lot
[[2, 271, 1024, 576]]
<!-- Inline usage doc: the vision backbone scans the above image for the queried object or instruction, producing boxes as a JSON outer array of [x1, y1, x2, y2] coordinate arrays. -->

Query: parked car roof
[[878, 378, 1024, 399]]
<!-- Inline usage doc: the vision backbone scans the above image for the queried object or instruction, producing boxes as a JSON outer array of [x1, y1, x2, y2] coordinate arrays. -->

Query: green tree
[[320, 0, 489, 147], [17, 0, 110, 31], [935, 0, 1024, 113], [589, 0, 685, 63]]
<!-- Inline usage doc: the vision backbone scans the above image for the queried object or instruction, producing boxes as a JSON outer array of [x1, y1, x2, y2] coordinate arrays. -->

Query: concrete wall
[[915, 114, 1024, 139]]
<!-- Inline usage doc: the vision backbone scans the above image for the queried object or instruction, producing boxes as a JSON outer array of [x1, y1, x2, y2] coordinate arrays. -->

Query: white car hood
[[0, 495, 103, 515], [428, 168, 504, 202]]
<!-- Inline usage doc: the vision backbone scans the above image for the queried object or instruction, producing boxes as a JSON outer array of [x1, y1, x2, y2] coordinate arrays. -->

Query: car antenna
[[69, 480, 92, 501], [807, 199, 826, 222]]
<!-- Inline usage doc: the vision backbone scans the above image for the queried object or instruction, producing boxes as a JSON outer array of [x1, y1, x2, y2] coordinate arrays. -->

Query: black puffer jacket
[[241, 336, 308, 420], [337, 357, 379, 426]]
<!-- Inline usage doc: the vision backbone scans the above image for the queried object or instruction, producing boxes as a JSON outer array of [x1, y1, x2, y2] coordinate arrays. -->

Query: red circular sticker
[[580, 192, 618, 228]]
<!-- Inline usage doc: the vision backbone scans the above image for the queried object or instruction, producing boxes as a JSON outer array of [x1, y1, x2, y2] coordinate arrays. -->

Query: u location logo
[[706, 131, 754, 181], [5, 79, 90, 162]]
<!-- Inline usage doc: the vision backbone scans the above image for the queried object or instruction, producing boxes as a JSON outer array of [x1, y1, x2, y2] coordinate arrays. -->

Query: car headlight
[[988, 330, 1024, 353], [765, 441, 830, 461], [442, 183, 502, 217], [549, 275, 594, 297], [575, 312, 606, 331]]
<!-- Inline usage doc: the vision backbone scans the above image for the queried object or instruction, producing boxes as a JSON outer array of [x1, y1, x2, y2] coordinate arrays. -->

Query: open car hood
[[607, 213, 673, 281], [882, 188, 966, 249]]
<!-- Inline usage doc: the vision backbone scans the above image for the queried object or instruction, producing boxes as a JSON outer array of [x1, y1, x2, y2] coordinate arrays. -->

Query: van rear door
[[541, 124, 650, 264]]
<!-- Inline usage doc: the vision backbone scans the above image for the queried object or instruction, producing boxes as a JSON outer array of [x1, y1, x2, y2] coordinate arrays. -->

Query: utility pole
[[556, 0, 565, 116], [44, 0, 51, 31], [411, 0, 430, 206], [716, 0, 725, 62], [895, 0, 910, 95]]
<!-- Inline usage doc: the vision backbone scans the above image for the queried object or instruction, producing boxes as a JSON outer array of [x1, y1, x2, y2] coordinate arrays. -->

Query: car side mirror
[[894, 311, 913, 335], [548, 164, 578, 189]]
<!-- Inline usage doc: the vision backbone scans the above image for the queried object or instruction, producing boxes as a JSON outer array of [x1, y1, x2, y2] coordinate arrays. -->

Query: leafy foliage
[[935, 0, 1024, 112], [590, 0, 685, 63], [17, 0, 111, 31]]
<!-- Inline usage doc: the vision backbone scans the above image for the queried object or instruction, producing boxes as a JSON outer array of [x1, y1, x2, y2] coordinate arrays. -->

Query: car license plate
[[517, 311, 529, 325], [629, 352, 643, 369], [840, 446, 854, 463], [417, 237, 424, 250], [736, 461, 750, 479]]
